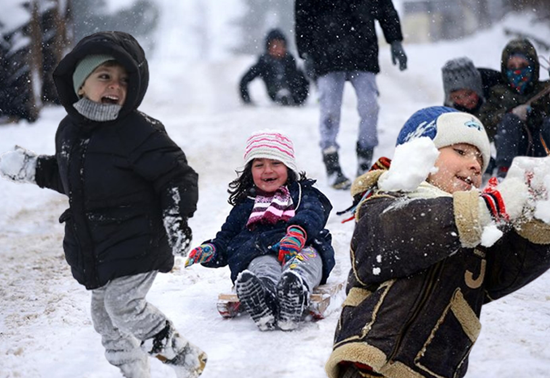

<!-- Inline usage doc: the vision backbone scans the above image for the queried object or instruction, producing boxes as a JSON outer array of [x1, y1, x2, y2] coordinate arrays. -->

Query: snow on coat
[[327, 170, 550, 378]]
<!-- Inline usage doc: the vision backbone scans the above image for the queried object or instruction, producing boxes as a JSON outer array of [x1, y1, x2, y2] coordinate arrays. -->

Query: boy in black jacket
[[239, 28, 309, 106], [0, 32, 206, 378]]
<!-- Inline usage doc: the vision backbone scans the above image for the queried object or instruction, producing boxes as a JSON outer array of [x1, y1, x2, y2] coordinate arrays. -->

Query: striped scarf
[[246, 186, 295, 228]]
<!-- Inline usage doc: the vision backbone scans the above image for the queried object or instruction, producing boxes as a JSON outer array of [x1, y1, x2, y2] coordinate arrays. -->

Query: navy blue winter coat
[[34, 32, 199, 290], [202, 179, 335, 284]]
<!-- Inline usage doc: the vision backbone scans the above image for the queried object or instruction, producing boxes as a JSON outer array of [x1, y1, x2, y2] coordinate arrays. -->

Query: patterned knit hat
[[73, 54, 116, 94], [244, 130, 299, 176], [441, 57, 484, 106], [396, 106, 491, 172]]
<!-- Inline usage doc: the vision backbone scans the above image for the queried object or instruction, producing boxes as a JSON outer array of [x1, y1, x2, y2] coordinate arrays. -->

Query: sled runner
[[217, 281, 345, 319]]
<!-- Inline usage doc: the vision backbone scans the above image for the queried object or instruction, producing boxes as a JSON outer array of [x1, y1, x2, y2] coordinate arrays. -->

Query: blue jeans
[[317, 71, 379, 151]]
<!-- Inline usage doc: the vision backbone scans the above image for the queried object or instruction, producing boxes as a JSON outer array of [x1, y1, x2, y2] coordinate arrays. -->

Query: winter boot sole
[[277, 271, 309, 331], [235, 270, 276, 331]]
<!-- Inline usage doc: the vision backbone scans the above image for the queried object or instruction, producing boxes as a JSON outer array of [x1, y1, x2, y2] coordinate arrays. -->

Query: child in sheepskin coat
[[185, 130, 335, 331], [327, 106, 550, 378]]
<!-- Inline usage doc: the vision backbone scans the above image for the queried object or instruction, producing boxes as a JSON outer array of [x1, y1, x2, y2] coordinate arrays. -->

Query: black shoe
[[323, 148, 351, 190], [356, 143, 374, 177], [235, 270, 276, 331], [276, 271, 309, 331]]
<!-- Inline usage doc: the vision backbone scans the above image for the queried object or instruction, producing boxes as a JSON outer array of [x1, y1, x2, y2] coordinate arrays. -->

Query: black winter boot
[[356, 143, 374, 177], [235, 270, 277, 331], [276, 271, 310, 331], [322, 148, 351, 190]]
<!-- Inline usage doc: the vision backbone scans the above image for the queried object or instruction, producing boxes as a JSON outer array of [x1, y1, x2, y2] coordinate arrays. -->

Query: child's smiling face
[[78, 62, 128, 106], [251, 158, 289, 193], [428, 143, 483, 193]]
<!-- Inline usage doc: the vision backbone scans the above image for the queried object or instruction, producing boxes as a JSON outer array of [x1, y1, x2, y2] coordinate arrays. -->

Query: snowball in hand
[[507, 156, 550, 223], [378, 137, 439, 192]]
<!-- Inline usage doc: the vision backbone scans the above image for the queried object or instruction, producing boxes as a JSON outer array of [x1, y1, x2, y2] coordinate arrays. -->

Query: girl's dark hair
[[227, 161, 307, 205]]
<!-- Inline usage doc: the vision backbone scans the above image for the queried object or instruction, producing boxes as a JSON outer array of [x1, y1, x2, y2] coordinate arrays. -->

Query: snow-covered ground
[[1, 6, 550, 378]]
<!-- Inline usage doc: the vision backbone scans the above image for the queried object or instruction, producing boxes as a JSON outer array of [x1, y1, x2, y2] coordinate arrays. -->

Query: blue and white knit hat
[[396, 106, 491, 172], [243, 130, 299, 176]]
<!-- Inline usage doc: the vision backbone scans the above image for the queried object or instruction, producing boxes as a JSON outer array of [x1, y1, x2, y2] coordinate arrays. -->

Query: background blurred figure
[[239, 29, 309, 106], [295, 0, 407, 189], [442, 57, 503, 175], [479, 38, 550, 178], [442, 57, 502, 122]]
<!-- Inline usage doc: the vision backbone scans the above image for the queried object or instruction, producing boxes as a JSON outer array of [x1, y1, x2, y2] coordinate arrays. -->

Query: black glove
[[391, 41, 407, 71]]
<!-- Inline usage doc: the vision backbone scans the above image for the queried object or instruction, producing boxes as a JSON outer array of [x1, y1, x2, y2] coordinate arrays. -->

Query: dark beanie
[[264, 28, 287, 50], [441, 57, 484, 106]]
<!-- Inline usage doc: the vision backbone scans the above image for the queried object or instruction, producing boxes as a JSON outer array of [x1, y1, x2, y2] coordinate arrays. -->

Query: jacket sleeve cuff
[[453, 190, 488, 248], [514, 218, 550, 244]]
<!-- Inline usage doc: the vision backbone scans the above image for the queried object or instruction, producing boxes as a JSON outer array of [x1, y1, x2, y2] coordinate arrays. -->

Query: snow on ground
[[1, 10, 550, 378]]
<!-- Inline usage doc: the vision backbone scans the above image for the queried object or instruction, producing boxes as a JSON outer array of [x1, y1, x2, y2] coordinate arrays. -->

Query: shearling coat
[[34, 32, 199, 290], [295, 0, 404, 77], [326, 172, 550, 378], [201, 179, 335, 284]]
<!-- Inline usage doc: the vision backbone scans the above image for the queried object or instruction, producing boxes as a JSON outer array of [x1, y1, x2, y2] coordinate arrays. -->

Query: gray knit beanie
[[73, 54, 116, 94], [441, 57, 484, 106]]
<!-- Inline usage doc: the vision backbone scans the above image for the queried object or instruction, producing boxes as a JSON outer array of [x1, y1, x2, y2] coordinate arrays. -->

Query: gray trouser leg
[[318, 72, 346, 151], [282, 246, 323, 291], [247, 254, 282, 293], [91, 272, 168, 377], [247, 248, 323, 293], [348, 71, 380, 150]]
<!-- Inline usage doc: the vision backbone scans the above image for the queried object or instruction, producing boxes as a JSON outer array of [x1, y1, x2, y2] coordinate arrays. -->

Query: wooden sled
[[217, 281, 345, 320]]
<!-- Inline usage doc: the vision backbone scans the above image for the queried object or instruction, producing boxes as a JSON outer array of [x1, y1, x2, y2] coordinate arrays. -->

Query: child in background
[[478, 38, 550, 178], [326, 106, 550, 378], [239, 29, 309, 106], [185, 130, 335, 331], [0, 31, 206, 378]]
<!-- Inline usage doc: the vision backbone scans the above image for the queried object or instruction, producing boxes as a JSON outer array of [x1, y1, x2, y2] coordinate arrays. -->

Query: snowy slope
[[1, 8, 550, 378]]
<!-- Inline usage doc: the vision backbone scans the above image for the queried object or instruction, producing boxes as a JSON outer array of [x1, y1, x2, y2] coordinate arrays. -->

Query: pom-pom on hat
[[396, 106, 491, 172], [73, 54, 116, 94], [441, 57, 484, 106], [244, 130, 299, 177]]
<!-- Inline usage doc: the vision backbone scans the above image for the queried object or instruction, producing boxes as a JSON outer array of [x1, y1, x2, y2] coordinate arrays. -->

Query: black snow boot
[[356, 143, 374, 177], [143, 321, 207, 378], [322, 148, 351, 190], [276, 271, 310, 331], [235, 270, 277, 331]]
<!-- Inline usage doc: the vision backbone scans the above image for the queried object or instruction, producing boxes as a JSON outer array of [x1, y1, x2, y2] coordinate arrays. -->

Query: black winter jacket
[[295, 0, 403, 77], [201, 180, 335, 284], [478, 38, 550, 137], [35, 32, 199, 290], [327, 174, 550, 378]]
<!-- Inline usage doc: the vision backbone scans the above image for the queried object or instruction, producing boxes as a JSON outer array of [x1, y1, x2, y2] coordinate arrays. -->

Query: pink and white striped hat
[[243, 130, 299, 176]]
